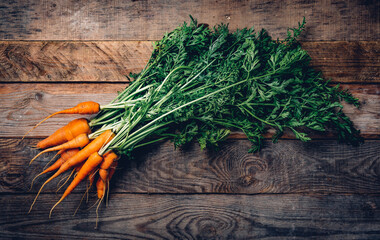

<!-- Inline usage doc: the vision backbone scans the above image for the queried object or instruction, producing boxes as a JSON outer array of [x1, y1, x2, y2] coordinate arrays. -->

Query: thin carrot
[[22, 101, 100, 139], [30, 134, 89, 165], [30, 149, 79, 190], [43, 149, 79, 174], [88, 168, 97, 186], [56, 169, 75, 193], [97, 160, 118, 199], [96, 176, 105, 199], [94, 160, 118, 228], [106, 161, 118, 207], [95, 151, 118, 199], [36, 118, 91, 149], [50, 152, 104, 217], [29, 130, 114, 213]]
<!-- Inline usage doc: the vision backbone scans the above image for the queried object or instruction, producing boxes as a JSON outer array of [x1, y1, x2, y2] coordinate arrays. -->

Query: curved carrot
[[30, 149, 79, 190], [50, 152, 104, 217], [29, 130, 114, 213], [30, 134, 89, 164], [96, 151, 118, 199], [97, 160, 118, 199], [88, 168, 97, 186], [36, 118, 91, 149], [22, 101, 100, 139], [106, 161, 118, 205], [99, 151, 118, 171]]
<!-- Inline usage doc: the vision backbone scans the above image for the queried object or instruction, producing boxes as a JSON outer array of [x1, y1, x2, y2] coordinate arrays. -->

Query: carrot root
[[56, 169, 75, 193], [22, 101, 100, 140], [29, 172, 44, 191], [30, 134, 89, 165], [36, 118, 91, 149]]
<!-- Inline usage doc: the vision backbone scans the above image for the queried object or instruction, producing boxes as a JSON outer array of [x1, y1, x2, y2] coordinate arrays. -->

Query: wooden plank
[[301, 41, 380, 83], [0, 83, 378, 138], [0, 41, 151, 82], [0, 0, 378, 41], [2, 138, 379, 194], [0, 41, 379, 83], [1, 193, 380, 239], [0, 83, 122, 138]]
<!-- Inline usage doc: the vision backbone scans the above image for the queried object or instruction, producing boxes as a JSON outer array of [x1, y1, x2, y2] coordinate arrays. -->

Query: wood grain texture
[[0, 0, 378, 41], [0, 41, 152, 82], [0, 41, 379, 83], [301, 41, 380, 83], [1, 193, 380, 239], [1, 83, 378, 138], [2, 138, 379, 194]]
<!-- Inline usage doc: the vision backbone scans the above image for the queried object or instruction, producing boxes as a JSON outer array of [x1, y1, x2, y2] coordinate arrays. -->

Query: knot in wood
[[239, 174, 256, 187], [199, 224, 217, 238], [34, 92, 43, 101]]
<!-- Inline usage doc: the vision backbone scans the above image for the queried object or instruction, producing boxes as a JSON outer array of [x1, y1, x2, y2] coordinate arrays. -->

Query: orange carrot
[[30, 134, 90, 165], [96, 177, 104, 198], [29, 130, 114, 213], [88, 168, 97, 186], [50, 152, 104, 217], [96, 151, 118, 199], [107, 161, 118, 202], [95, 160, 118, 228], [36, 118, 91, 149], [43, 149, 79, 175], [99, 151, 118, 172], [30, 148, 79, 190], [97, 160, 118, 199], [22, 101, 100, 139]]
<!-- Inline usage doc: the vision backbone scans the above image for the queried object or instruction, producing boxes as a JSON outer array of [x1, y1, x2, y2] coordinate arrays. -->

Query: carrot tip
[[29, 172, 44, 191], [49, 197, 64, 218]]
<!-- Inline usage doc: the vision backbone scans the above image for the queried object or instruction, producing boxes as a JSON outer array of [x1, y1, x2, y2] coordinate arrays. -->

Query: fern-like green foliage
[[91, 16, 362, 155]]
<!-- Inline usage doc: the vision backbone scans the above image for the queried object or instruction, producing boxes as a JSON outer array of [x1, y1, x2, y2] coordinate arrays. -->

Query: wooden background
[[0, 0, 379, 239]]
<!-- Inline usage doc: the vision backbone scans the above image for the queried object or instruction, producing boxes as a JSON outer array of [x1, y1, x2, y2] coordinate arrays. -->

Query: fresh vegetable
[[30, 148, 80, 189], [96, 151, 118, 199], [27, 17, 362, 219], [29, 130, 114, 212], [50, 152, 104, 217], [22, 101, 100, 139], [36, 118, 91, 149], [30, 134, 90, 164]]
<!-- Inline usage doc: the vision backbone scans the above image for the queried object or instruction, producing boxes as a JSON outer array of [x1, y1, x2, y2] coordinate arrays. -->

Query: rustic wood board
[[0, 0, 378, 41], [1, 138, 379, 194], [0, 41, 379, 83], [1, 0, 379, 238], [2, 193, 380, 239]]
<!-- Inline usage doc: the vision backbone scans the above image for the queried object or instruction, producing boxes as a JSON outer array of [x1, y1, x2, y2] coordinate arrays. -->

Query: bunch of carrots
[[26, 102, 119, 220], [26, 18, 362, 225]]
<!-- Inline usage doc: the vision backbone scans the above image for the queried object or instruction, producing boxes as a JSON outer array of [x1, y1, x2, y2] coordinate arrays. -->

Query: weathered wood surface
[[0, 41, 379, 83], [0, 0, 379, 239], [0, 41, 152, 82], [1, 138, 379, 194], [1, 83, 378, 138], [0, 0, 378, 41], [1, 193, 380, 239]]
